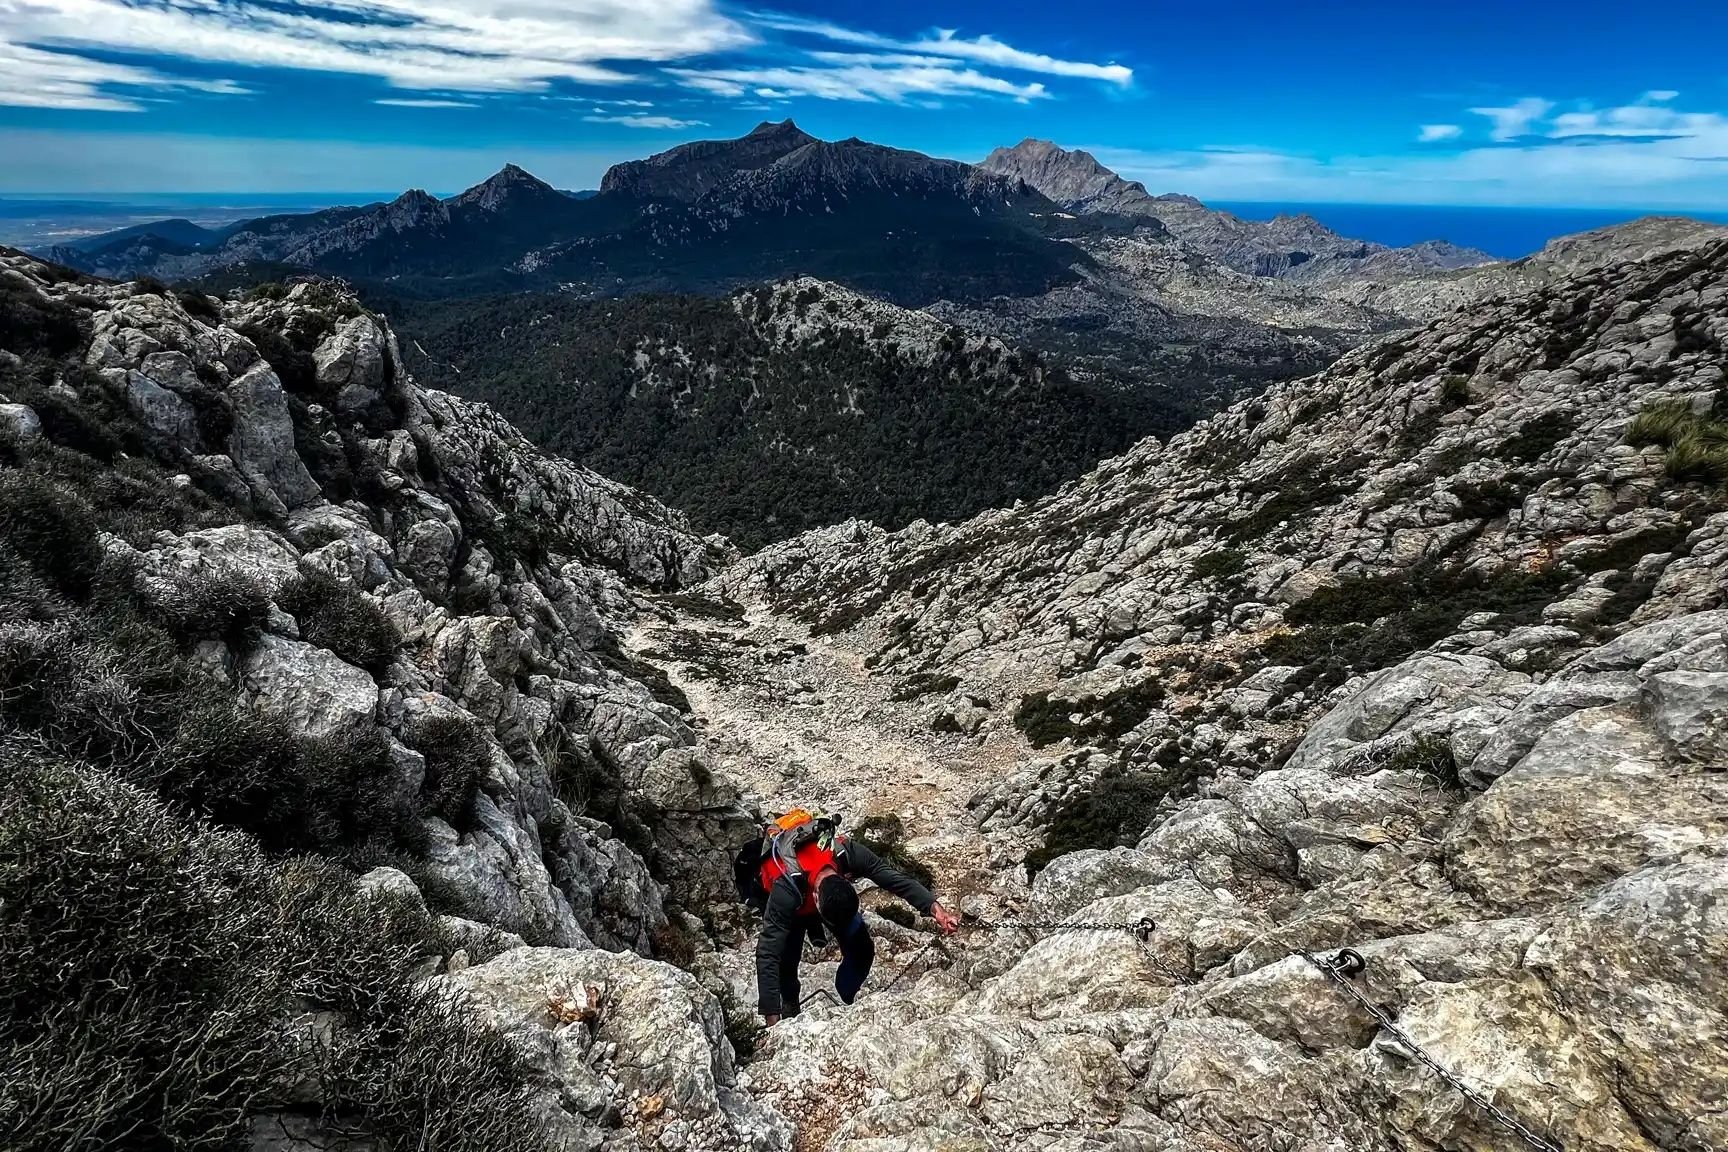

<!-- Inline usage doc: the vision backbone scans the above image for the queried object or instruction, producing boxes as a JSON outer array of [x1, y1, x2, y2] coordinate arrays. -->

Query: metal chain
[[1299, 950, 1564, 1152], [800, 916, 1173, 1010]]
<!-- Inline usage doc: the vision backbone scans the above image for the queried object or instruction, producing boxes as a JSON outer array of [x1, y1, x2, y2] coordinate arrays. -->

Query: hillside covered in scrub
[[381, 278, 1212, 551]]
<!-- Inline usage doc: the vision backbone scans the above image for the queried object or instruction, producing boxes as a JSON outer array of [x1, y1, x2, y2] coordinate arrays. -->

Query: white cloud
[[1419, 123, 1462, 142], [750, 12, 1131, 87], [1443, 91, 1728, 157], [669, 62, 1048, 104], [1469, 97, 1555, 141], [0, 40, 250, 111], [582, 112, 706, 129], [0, 3, 1122, 115], [0, 0, 752, 100], [375, 98, 478, 108]]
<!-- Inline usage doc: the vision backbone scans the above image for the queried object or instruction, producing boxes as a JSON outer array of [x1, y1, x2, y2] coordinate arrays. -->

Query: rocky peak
[[746, 118, 812, 141], [449, 162, 560, 212], [598, 120, 820, 202], [980, 137, 1158, 216]]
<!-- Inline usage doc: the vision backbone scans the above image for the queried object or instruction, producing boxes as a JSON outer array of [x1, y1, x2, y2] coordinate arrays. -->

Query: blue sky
[[2, 0, 1727, 207]]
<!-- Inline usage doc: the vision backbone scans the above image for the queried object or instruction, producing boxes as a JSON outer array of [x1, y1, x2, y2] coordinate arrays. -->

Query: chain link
[[1299, 950, 1564, 1152]]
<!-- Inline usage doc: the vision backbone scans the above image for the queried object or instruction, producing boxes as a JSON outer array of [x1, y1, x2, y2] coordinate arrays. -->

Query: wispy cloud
[[0, 2, 1124, 115], [1469, 97, 1555, 141], [1419, 123, 1462, 143], [0, 40, 250, 111], [582, 112, 707, 129], [749, 12, 1131, 87], [669, 61, 1048, 104], [1095, 96, 1728, 210], [0, 0, 751, 102], [375, 98, 478, 109]]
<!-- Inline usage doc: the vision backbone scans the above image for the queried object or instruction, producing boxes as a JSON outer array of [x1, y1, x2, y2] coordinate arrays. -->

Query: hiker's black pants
[[779, 914, 874, 1017]]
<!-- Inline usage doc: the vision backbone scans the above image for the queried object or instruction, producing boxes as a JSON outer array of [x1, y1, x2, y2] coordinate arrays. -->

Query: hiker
[[738, 811, 960, 1025]]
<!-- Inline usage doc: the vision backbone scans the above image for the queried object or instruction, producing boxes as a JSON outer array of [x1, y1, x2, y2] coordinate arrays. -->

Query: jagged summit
[[598, 120, 820, 201], [450, 162, 561, 211], [981, 137, 1158, 215], [982, 136, 1494, 283], [746, 118, 809, 139]]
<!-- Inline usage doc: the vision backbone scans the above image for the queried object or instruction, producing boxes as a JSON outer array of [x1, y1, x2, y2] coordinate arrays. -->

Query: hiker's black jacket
[[754, 839, 936, 1015]]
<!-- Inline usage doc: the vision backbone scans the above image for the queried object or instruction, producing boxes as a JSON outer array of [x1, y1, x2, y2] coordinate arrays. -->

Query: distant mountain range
[[38, 122, 1728, 439]]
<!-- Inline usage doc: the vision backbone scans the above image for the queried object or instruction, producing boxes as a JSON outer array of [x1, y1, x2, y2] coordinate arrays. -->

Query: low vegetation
[[1, 746, 550, 1152], [1013, 677, 1166, 750], [1262, 564, 1571, 694], [279, 567, 399, 674], [1024, 758, 1196, 877], [1625, 398, 1728, 487], [851, 813, 936, 890], [378, 290, 1188, 551]]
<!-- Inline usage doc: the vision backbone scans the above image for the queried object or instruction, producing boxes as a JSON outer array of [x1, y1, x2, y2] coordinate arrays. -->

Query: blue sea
[[1213, 202, 1728, 261]]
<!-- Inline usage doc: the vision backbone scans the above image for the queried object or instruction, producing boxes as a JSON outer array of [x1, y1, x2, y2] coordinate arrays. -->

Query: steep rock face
[[0, 249, 743, 947]]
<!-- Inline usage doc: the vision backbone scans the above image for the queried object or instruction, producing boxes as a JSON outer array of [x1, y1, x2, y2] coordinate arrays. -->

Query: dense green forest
[[379, 286, 1194, 551]]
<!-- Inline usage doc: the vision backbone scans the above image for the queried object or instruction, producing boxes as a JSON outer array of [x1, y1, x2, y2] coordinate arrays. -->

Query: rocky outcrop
[[0, 249, 740, 953]]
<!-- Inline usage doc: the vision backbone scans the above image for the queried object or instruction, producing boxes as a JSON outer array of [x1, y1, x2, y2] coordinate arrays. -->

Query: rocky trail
[[627, 597, 1029, 920]]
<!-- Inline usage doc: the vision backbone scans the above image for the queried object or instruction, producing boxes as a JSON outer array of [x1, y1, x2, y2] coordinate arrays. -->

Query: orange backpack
[[732, 810, 841, 914]]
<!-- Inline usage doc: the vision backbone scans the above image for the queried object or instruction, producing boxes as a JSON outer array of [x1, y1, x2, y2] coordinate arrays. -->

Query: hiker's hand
[[930, 903, 960, 935], [763, 1014, 780, 1027]]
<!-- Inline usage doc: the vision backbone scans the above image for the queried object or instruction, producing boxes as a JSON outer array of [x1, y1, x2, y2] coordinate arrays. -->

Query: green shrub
[[150, 564, 273, 652], [0, 471, 104, 598], [0, 280, 89, 358], [0, 620, 155, 768], [0, 541, 64, 623], [279, 568, 398, 674], [164, 704, 417, 861], [1625, 398, 1696, 448], [1266, 564, 1571, 694], [851, 813, 936, 889], [1191, 548, 1247, 580], [1499, 410, 1576, 463], [717, 985, 765, 1062], [1013, 678, 1165, 750], [406, 713, 489, 830], [1025, 761, 1194, 878], [1440, 374, 1472, 409], [0, 747, 551, 1152], [1664, 434, 1728, 486], [175, 288, 225, 324], [1380, 733, 1460, 789]]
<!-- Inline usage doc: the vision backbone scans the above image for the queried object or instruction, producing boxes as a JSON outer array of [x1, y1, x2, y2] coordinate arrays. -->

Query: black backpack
[[732, 836, 770, 914]]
